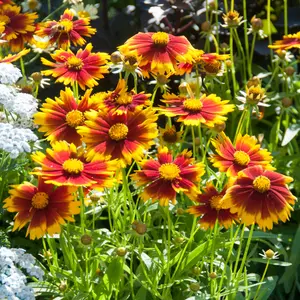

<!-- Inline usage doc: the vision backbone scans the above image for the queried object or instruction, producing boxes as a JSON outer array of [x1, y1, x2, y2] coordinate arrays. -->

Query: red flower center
[[108, 123, 129, 141], [253, 175, 271, 193], [209, 195, 224, 210], [159, 163, 180, 180], [32, 192, 49, 209], [152, 32, 169, 47], [183, 99, 203, 112], [234, 150, 250, 166], [66, 110, 85, 127], [63, 158, 84, 174], [66, 56, 83, 70]]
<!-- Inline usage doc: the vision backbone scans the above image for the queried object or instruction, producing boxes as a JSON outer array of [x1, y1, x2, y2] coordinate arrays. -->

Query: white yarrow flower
[[0, 63, 22, 84]]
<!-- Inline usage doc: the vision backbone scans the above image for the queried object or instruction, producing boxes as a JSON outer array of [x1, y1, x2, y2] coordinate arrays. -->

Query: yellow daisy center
[[183, 99, 203, 112], [62, 158, 84, 174], [115, 93, 133, 105], [152, 32, 169, 47], [28, 0, 39, 10], [66, 110, 85, 127], [108, 123, 129, 141], [210, 195, 224, 210], [59, 19, 74, 32], [253, 175, 271, 193], [162, 128, 178, 143], [31, 192, 49, 209], [234, 151, 250, 166], [159, 163, 180, 180], [66, 56, 83, 70], [78, 10, 90, 18]]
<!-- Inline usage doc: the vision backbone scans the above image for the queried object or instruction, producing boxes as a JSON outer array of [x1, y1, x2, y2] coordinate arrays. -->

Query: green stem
[[283, 0, 288, 35], [267, 0, 273, 65], [42, 3, 67, 21], [197, 124, 205, 160], [191, 126, 197, 158], [79, 187, 85, 234], [210, 221, 219, 297], [253, 259, 270, 300], [151, 87, 158, 106], [19, 57, 27, 84], [234, 109, 248, 143], [249, 33, 257, 77], [229, 29, 238, 97], [211, 34, 219, 53], [233, 29, 247, 83], [243, 0, 250, 78]]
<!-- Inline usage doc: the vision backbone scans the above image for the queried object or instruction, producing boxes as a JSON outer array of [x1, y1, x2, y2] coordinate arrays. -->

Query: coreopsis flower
[[3, 177, 80, 239], [70, 3, 99, 20], [131, 147, 205, 206], [222, 10, 244, 28], [269, 32, 300, 51], [21, 0, 41, 12], [187, 182, 238, 229], [35, 9, 96, 50], [210, 132, 274, 177], [0, 0, 13, 5], [158, 124, 183, 145], [97, 79, 151, 115], [222, 165, 296, 231], [0, 48, 30, 63], [159, 92, 234, 127], [34, 88, 101, 146], [31, 141, 116, 187], [119, 32, 195, 75], [0, 4, 38, 52], [41, 43, 109, 90], [77, 108, 158, 167]]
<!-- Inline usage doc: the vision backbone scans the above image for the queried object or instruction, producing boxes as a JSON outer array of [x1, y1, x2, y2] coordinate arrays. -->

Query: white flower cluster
[[0, 63, 22, 85], [0, 247, 44, 300], [0, 123, 38, 158]]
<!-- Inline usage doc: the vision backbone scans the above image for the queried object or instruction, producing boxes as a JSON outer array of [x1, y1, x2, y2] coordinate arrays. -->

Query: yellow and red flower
[[77, 108, 158, 167], [31, 141, 116, 187], [0, 0, 13, 5], [97, 79, 151, 115], [222, 166, 296, 231], [41, 43, 109, 90], [269, 32, 300, 51], [119, 32, 195, 75], [34, 88, 101, 146], [36, 8, 96, 50], [187, 182, 238, 229], [159, 93, 234, 127], [131, 147, 205, 206], [0, 48, 30, 63], [0, 4, 37, 52], [3, 177, 80, 240], [210, 133, 274, 177]]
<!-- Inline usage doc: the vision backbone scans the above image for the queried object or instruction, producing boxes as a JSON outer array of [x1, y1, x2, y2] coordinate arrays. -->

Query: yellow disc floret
[[115, 93, 133, 105], [159, 163, 180, 180], [152, 32, 169, 47], [66, 110, 85, 127], [78, 11, 90, 18], [253, 175, 271, 193], [234, 151, 250, 166], [59, 19, 74, 32], [66, 57, 83, 70], [108, 123, 129, 141], [183, 99, 203, 112], [210, 195, 224, 210], [62, 158, 84, 174], [32, 192, 49, 209]]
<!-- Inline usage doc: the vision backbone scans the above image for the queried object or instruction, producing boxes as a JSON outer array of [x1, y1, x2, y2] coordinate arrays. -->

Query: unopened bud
[[201, 21, 211, 32], [116, 247, 127, 257], [213, 122, 226, 132], [189, 282, 200, 292], [174, 236, 185, 244], [192, 266, 201, 276], [31, 72, 43, 82], [265, 249, 275, 259], [59, 280, 68, 292], [132, 221, 147, 235], [285, 66, 295, 76], [110, 51, 122, 64], [176, 208, 185, 215], [209, 272, 217, 279], [251, 16, 263, 31], [81, 234, 92, 245], [282, 97, 293, 107]]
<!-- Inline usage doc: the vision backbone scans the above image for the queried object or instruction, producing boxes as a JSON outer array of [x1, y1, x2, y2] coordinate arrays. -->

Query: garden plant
[[0, 0, 300, 299]]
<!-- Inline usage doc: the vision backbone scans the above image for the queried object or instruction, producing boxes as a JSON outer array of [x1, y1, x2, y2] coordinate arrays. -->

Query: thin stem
[[253, 259, 270, 300], [42, 3, 67, 21], [151, 87, 158, 106], [229, 29, 238, 97], [233, 29, 247, 83], [197, 124, 205, 160], [19, 57, 27, 84], [191, 126, 197, 158], [249, 33, 257, 76], [267, 0, 274, 64], [79, 187, 85, 234], [284, 0, 288, 35], [233, 109, 248, 143], [243, 0, 250, 78]]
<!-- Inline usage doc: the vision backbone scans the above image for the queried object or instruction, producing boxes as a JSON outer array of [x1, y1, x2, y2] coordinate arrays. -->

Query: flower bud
[[116, 247, 127, 256], [282, 97, 293, 107], [251, 16, 263, 31], [132, 221, 147, 235], [213, 122, 226, 133], [220, 42, 229, 53], [284, 66, 295, 76], [174, 236, 185, 244], [156, 74, 169, 85], [59, 280, 68, 292], [189, 282, 200, 292], [265, 249, 275, 259], [31, 72, 43, 82], [81, 234, 92, 245], [201, 21, 211, 32], [110, 51, 122, 64], [209, 272, 217, 279], [176, 208, 185, 215], [247, 76, 261, 88], [192, 266, 201, 276]]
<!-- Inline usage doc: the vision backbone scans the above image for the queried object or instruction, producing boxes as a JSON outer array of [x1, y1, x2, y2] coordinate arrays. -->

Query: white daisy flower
[[21, 0, 42, 12], [70, 3, 100, 20]]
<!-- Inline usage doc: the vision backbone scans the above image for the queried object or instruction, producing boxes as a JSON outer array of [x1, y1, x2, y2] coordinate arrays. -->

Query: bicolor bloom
[[187, 182, 238, 230], [77, 108, 158, 167], [96, 79, 151, 115], [41, 43, 109, 90], [0, 4, 37, 52], [159, 93, 234, 126], [131, 147, 205, 206], [0, 48, 30, 63], [35, 8, 96, 50], [222, 166, 296, 231], [3, 177, 80, 240], [31, 141, 116, 187], [210, 132, 274, 177], [34, 88, 101, 146], [269, 32, 300, 51], [119, 32, 195, 75]]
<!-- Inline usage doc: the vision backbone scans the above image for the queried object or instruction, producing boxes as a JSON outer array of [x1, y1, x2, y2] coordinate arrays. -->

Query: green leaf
[[254, 276, 278, 300], [282, 123, 300, 146], [106, 257, 124, 285], [249, 258, 292, 267]]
